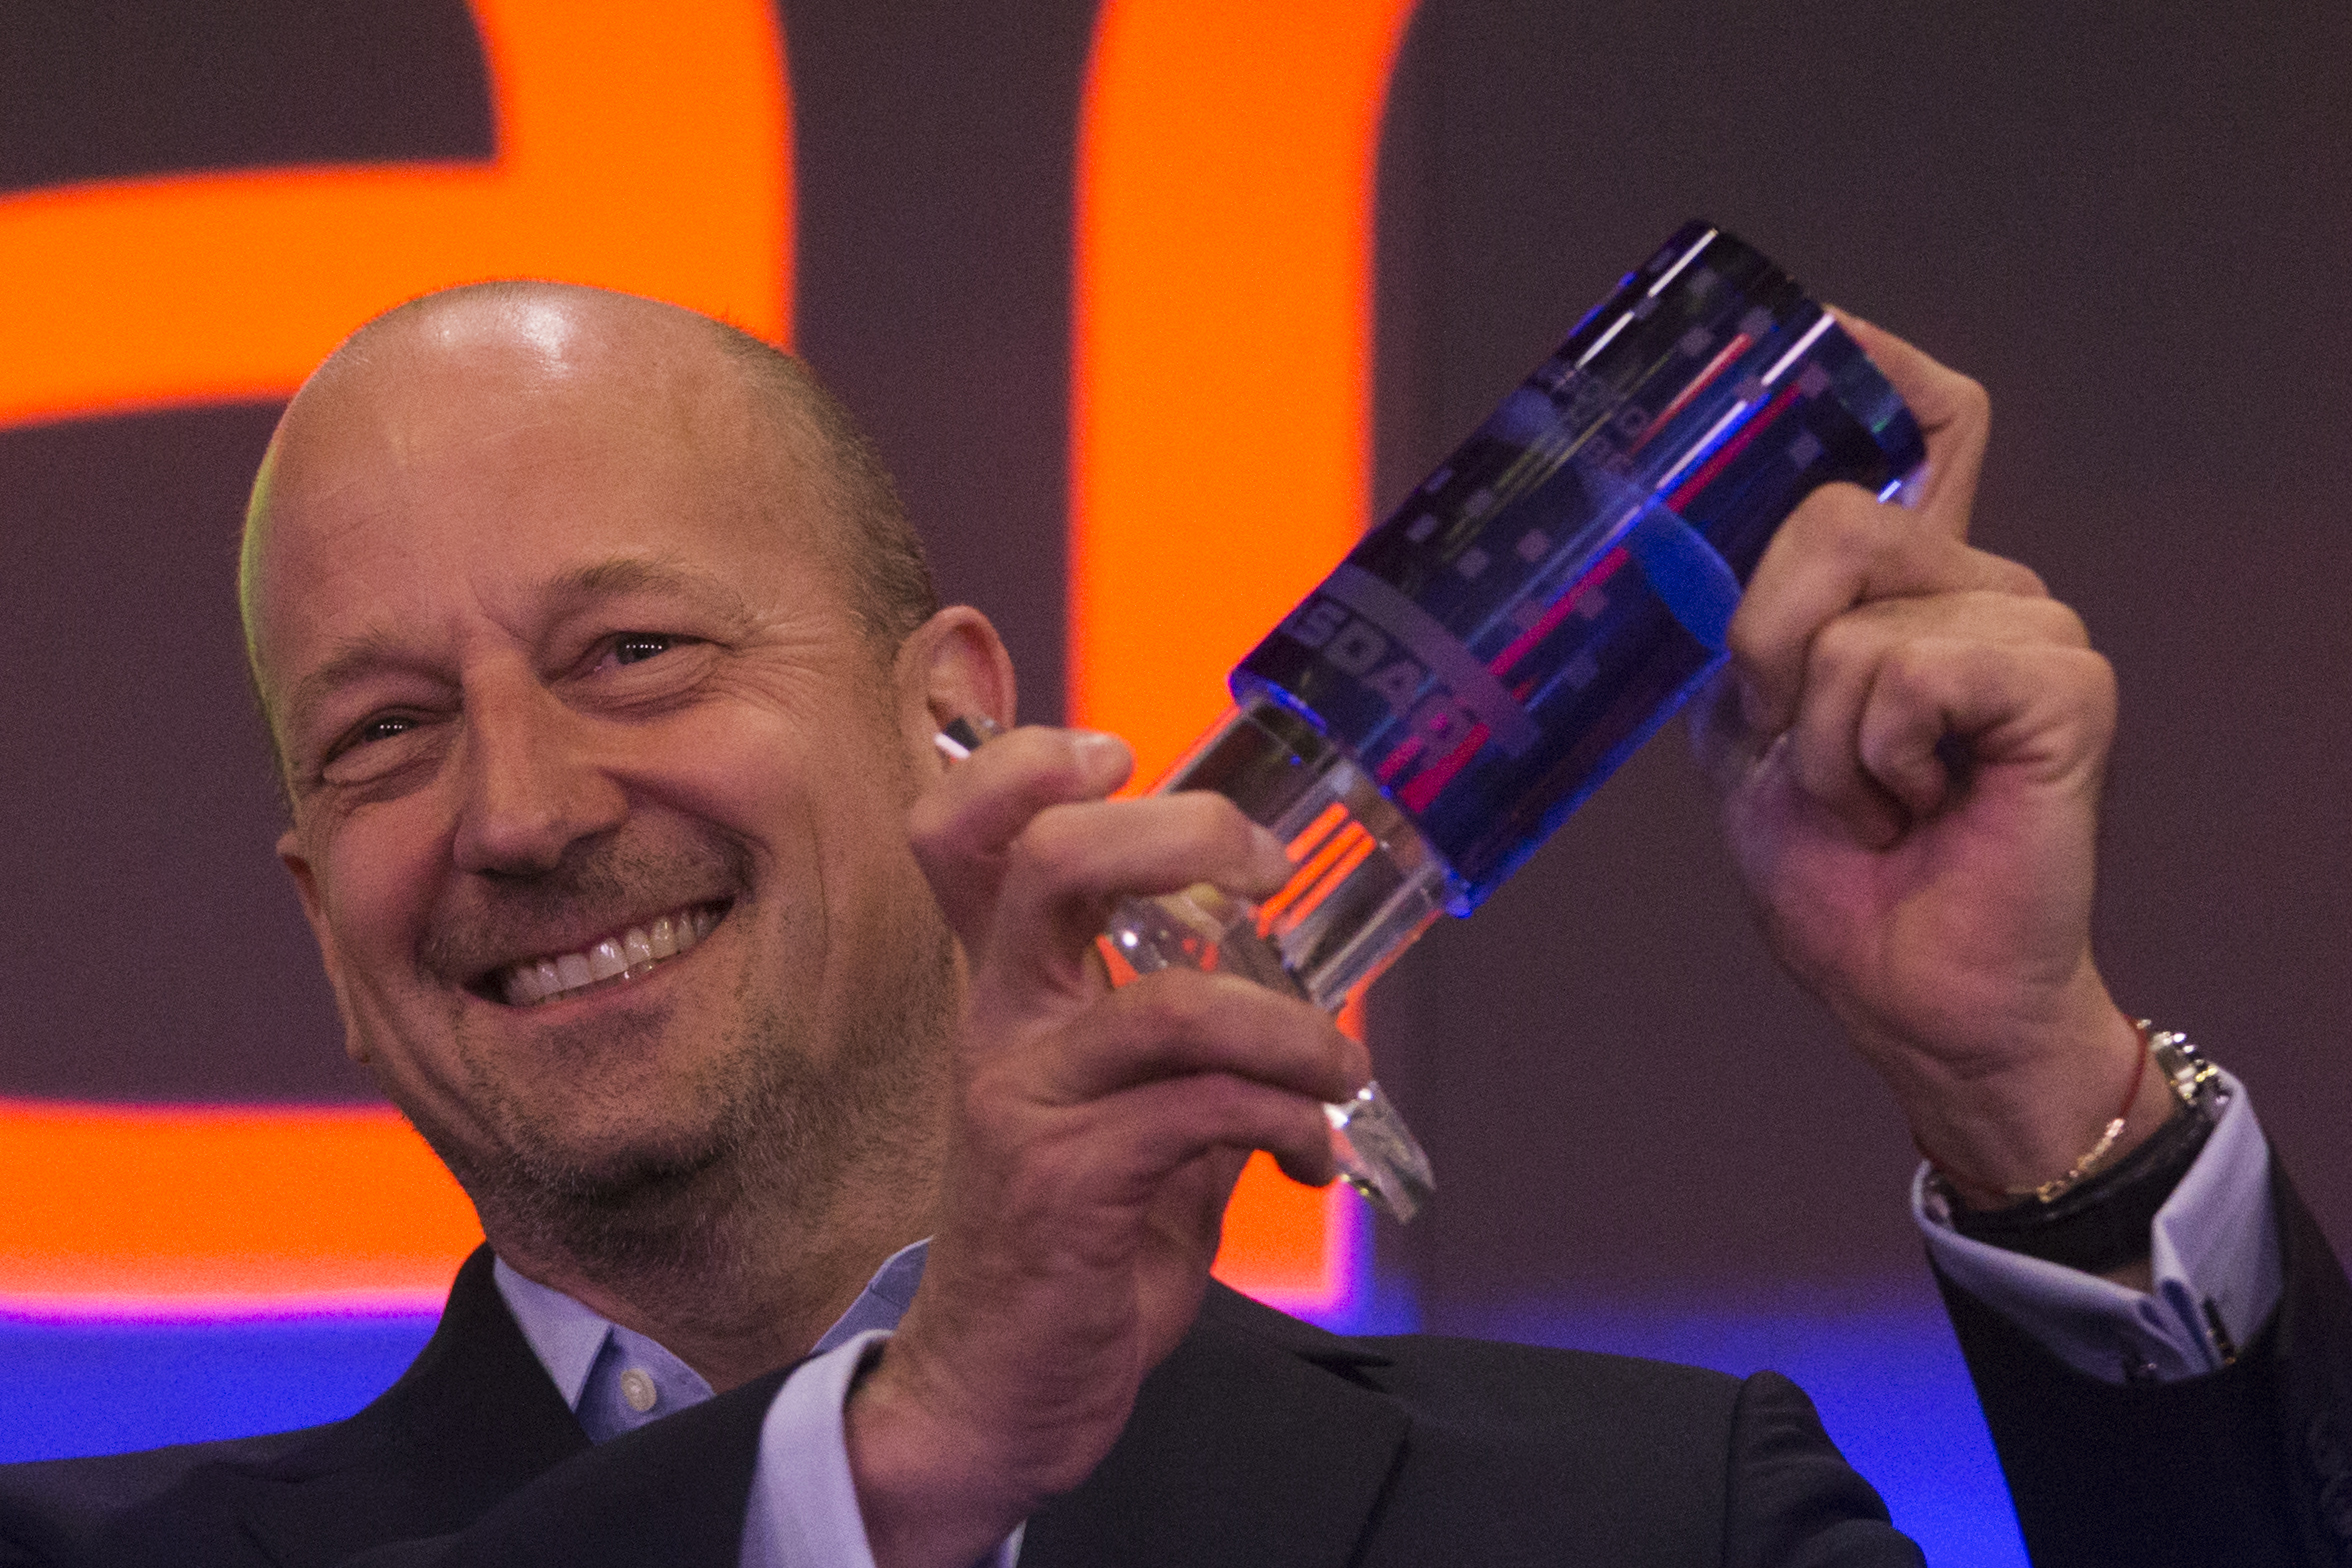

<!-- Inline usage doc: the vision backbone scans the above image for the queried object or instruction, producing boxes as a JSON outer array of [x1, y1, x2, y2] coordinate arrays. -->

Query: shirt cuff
[[738, 1330, 1024, 1568], [1913, 1069, 2283, 1384]]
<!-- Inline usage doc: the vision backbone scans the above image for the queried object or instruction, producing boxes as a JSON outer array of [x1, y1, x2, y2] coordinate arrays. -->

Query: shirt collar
[[491, 1258, 613, 1411], [492, 1237, 932, 1416]]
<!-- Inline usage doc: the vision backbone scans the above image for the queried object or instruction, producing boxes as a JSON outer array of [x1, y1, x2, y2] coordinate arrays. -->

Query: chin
[[429, 1096, 765, 1282]]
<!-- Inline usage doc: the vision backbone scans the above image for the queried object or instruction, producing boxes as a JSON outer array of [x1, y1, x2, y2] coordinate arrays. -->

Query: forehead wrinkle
[[552, 555, 761, 636]]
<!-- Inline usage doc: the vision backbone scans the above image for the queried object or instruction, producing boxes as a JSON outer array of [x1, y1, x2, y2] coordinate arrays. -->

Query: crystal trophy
[[1094, 222, 1926, 1222]]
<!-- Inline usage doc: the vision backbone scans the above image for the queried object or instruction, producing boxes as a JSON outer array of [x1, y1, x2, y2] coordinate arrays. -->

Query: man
[[0, 277, 2283, 1564], [0, 280, 1921, 1566]]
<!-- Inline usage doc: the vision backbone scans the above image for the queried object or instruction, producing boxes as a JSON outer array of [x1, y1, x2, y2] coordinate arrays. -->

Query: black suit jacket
[[1943, 1156, 2352, 1567], [1, 1248, 1922, 1567]]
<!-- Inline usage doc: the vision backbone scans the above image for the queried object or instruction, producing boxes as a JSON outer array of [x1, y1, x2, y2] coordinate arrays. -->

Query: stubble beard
[[407, 861, 960, 1325]]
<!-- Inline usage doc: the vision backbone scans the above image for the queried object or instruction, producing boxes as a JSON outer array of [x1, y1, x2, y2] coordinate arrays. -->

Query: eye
[[315, 709, 434, 789], [352, 714, 418, 747], [612, 632, 679, 666]]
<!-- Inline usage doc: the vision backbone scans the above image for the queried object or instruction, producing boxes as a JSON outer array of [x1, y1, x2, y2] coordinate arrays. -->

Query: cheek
[[643, 705, 929, 952], [315, 800, 449, 988], [618, 699, 900, 868], [806, 766, 937, 978]]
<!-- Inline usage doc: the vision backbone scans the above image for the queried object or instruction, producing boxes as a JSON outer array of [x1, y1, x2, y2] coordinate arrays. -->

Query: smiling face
[[247, 287, 965, 1282]]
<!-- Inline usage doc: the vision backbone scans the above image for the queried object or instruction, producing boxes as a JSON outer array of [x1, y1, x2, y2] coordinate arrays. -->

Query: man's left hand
[[1695, 316, 2160, 1204]]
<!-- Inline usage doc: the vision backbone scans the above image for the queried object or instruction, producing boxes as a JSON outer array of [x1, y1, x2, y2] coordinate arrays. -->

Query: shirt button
[[619, 1368, 659, 1413]]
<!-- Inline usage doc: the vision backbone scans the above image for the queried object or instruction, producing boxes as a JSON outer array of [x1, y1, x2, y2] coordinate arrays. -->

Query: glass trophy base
[[1325, 1084, 1436, 1223], [1100, 698, 1449, 1223]]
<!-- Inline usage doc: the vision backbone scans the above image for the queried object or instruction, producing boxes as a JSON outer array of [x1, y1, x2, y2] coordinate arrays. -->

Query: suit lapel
[[234, 1247, 592, 1567], [1020, 1286, 1409, 1568]]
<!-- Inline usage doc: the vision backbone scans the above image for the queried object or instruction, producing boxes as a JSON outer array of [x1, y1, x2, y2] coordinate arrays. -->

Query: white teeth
[[589, 937, 628, 981], [495, 906, 719, 1006]]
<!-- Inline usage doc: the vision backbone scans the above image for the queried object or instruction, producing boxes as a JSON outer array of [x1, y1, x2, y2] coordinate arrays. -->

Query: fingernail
[[1070, 729, 1131, 775]]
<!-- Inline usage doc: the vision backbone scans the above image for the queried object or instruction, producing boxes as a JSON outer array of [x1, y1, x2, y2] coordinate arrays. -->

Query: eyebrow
[[283, 625, 426, 747], [279, 555, 760, 743], [548, 555, 760, 627]]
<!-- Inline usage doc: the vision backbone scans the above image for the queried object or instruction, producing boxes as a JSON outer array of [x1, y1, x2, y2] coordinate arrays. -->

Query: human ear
[[894, 606, 1016, 758], [279, 828, 369, 1066]]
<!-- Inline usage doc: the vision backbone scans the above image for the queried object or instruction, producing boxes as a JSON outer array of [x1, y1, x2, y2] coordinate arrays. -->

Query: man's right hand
[[846, 725, 1368, 1568]]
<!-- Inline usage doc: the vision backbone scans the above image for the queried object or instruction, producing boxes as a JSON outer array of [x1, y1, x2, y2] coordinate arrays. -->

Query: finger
[[1028, 970, 1368, 1106], [986, 793, 1296, 991], [1783, 592, 2091, 844], [1786, 609, 1907, 848], [909, 726, 1135, 942], [1828, 308, 1991, 537], [1075, 1072, 1341, 1193], [1729, 488, 2047, 738], [1856, 639, 2116, 821]]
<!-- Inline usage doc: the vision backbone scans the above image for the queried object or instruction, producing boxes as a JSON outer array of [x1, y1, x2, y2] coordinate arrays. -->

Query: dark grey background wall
[[3, 1, 2346, 1321]]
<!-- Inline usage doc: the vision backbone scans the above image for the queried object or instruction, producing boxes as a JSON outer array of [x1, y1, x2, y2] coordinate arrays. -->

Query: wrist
[[1874, 987, 2170, 1208], [845, 1343, 1034, 1568]]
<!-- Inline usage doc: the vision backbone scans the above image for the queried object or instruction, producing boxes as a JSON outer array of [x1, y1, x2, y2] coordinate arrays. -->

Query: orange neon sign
[[1074, 0, 1420, 1308], [0, 1103, 481, 1314], [0, 0, 789, 427]]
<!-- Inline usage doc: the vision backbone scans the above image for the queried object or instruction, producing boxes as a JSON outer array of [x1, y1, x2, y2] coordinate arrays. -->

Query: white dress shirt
[[1914, 1068, 2283, 1383], [494, 1239, 1021, 1568]]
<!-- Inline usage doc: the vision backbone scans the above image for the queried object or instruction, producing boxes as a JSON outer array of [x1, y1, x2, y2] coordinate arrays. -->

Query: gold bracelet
[[1916, 1018, 2156, 1205]]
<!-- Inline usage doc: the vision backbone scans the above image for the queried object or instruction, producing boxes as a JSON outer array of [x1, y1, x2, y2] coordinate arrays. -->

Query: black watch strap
[[1937, 1027, 2225, 1275], [1944, 1101, 2214, 1273]]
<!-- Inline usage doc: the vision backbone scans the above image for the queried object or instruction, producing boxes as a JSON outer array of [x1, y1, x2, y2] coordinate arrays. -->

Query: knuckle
[[1120, 970, 1217, 1041], [1782, 482, 1876, 562], [1876, 641, 1942, 703], [2034, 597, 2090, 647], [1952, 373, 1992, 424], [2066, 647, 2120, 713], [1806, 610, 1875, 679], [1820, 489, 1900, 564], [1012, 804, 1089, 883], [1989, 553, 2049, 598]]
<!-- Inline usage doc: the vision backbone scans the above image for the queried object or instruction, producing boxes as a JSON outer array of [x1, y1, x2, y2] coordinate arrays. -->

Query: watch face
[[2150, 1031, 2221, 1110]]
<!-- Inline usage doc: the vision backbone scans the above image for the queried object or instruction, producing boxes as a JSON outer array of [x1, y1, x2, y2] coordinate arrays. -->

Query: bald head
[[240, 281, 936, 757]]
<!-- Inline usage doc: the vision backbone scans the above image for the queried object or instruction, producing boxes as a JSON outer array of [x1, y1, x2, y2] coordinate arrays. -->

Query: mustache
[[419, 834, 754, 981]]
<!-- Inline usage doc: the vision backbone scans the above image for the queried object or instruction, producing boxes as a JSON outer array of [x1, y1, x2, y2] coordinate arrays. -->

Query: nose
[[449, 674, 628, 877]]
